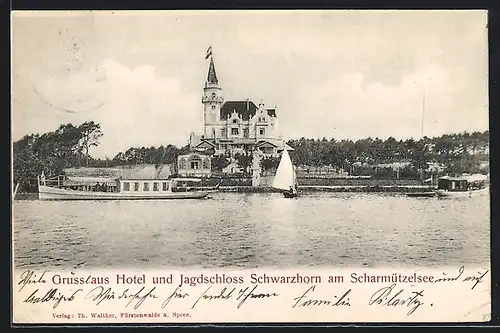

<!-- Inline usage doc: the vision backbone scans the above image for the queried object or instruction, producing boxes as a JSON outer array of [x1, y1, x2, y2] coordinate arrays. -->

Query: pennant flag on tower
[[205, 45, 213, 59]]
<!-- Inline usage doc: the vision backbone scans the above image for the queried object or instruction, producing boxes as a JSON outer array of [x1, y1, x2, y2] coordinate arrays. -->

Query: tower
[[202, 55, 224, 138]]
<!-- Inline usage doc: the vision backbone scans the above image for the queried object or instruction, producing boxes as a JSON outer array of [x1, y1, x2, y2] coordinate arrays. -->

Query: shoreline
[[217, 185, 434, 193]]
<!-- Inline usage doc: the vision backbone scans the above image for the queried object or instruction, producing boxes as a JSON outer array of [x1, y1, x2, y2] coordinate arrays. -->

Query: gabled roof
[[195, 140, 216, 149], [220, 100, 278, 120], [256, 140, 278, 148], [220, 100, 258, 120]]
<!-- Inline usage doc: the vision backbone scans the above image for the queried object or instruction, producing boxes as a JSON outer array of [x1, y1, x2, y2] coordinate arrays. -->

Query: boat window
[[162, 182, 168, 191], [134, 182, 140, 191], [144, 182, 150, 191], [123, 182, 130, 191], [153, 182, 159, 191]]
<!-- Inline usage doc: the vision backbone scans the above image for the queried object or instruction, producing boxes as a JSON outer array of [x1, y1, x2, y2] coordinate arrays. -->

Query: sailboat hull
[[283, 191, 298, 198]]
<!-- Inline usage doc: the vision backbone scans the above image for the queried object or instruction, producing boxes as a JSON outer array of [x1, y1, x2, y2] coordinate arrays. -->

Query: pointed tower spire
[[207, 57, 218, 84]]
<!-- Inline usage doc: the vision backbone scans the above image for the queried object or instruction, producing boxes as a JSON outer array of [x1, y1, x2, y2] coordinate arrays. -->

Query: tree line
[[13, 122, 193, 192], [13, 121, 103, 192], [285, 132, 489, 177], [13, 121, 489, 192]]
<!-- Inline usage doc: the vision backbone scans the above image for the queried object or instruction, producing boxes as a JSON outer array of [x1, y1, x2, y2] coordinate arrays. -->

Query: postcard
[[11, 10, 490, 324]]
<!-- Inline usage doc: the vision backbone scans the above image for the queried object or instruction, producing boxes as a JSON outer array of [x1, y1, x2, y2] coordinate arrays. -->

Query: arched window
[[211, 105, 216, 110], [189, 155, 202, 170], [212, 92, 216, 98]]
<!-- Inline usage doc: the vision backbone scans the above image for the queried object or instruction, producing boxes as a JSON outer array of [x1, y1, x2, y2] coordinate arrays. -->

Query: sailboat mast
[[421, 92, 425, 139], [293, 165, 297, 188], [419, 91, 426, 182]]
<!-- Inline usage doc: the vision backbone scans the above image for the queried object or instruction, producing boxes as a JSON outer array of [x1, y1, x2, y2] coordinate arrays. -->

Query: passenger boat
[[272, 149, 299, 198], [435, 174, 489, 198], [37, 173, 220, 201]]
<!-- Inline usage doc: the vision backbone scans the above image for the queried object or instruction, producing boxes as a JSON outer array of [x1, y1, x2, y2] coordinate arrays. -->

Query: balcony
[[202, 96, 224, 103]]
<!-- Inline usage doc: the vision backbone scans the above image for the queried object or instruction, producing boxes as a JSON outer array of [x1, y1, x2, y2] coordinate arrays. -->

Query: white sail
[[272, 149, 296, 191]]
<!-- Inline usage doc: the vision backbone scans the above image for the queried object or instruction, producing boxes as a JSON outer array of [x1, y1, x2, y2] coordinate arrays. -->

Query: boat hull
[[435, 187, 489, 198], [38, 185, 210, 201], [283, 191, 298, 198]]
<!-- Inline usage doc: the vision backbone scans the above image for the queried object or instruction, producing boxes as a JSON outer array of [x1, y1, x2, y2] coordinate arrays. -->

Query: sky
[[11, 10, 488, 158]]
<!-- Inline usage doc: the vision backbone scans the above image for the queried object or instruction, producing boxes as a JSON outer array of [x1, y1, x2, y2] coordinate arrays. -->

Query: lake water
[[12, 192, 490, 269]]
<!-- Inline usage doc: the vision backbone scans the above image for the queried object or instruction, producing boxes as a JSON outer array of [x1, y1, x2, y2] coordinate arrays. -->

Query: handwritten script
[[13, 267, 490, 321]]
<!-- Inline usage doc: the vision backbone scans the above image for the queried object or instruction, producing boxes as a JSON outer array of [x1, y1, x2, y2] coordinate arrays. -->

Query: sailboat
[[272, 148, 299, 198]]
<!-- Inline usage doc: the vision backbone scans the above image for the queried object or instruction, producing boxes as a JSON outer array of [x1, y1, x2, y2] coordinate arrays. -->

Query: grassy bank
[[217, 185, 433, 193], [199, 176, 422, 187]]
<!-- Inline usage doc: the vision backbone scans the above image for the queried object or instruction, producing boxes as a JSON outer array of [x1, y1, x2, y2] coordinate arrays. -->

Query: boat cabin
[[40, 175, 120, 192], [114, 178, 203, 193], [40, 175, 203, 193], [437, 174, 487, 191], [119, 179, 173, 193]]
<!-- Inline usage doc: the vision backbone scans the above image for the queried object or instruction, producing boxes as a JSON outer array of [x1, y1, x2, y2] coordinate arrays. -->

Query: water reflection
[[12, 192, 490, 269]]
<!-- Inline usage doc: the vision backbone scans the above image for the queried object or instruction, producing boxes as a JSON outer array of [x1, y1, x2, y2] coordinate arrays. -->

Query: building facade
[[177, 153, 212, 177], [191, 55, 293, 158]]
